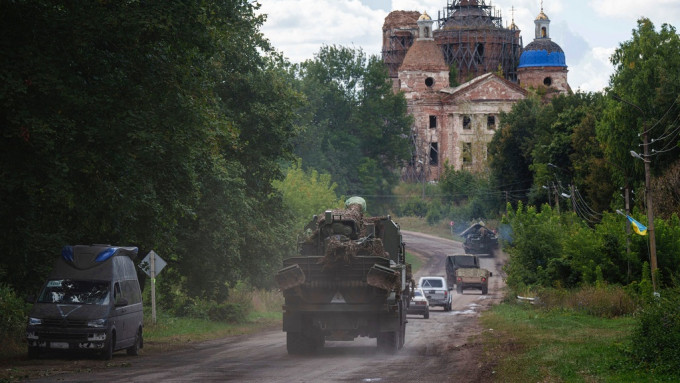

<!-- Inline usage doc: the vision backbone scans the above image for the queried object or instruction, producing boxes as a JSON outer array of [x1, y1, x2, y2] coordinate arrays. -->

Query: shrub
[[0, 285, 27, 347], [629, 288, 680, 373], [535, 285, 638, 318]]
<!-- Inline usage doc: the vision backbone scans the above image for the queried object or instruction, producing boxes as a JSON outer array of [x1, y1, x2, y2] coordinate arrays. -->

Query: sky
[[258, 0, 680, 92]]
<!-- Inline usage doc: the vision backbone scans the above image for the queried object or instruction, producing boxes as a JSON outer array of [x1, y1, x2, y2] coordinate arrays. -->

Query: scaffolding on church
[[435, 0, 522, 83]]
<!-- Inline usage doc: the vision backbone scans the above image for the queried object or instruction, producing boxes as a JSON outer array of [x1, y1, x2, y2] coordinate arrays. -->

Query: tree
[[0, 1, 302, 299], [488, 97, 541, 207], [599, 18, 680, 210], [293, 46, 411, 211]]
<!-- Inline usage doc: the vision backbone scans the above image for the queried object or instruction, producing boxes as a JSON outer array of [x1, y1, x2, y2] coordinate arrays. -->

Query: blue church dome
[[518, 39, 566, 68]]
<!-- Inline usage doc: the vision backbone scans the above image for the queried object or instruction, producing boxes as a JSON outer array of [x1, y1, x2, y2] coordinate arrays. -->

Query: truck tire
[[482, 285, 488, 295], [424, 309, 429, 319], [377, 331, 399, 353], [457, 284, 463, 294], [287, 332, 311, 355]]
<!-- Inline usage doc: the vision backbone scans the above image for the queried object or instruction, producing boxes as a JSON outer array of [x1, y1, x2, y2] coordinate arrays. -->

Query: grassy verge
[[480, 302, 674, 382], [406, 251, 423, 274], [141, 310, 281, 353]]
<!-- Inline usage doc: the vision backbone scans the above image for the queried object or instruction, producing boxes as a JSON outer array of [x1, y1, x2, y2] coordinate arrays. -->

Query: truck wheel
[[424, 309, 429, 319], [482, 286, 488, 295], [444, 301, 451, 312], [377, 331, 399, 353], [286, 332, 310, 355], [457, 285, 463, 294]]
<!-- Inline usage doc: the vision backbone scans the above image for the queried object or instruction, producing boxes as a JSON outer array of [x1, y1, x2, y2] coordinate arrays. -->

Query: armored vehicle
[[276, 197, 412, 354], [460, 222, 498, 254]]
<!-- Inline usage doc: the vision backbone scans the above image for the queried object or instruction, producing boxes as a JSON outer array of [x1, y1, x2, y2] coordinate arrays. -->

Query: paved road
[[27, 231, 505, 382]]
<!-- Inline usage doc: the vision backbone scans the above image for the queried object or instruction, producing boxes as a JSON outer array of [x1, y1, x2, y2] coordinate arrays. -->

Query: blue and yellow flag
[[627, 215, 648, 236]]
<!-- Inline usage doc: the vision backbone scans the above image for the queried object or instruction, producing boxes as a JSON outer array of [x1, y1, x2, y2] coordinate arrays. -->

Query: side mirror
[[115, 298, 129, 307]]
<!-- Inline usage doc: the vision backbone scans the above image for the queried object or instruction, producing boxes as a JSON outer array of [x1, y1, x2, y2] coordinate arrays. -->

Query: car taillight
[[444, 290, 448, 297]]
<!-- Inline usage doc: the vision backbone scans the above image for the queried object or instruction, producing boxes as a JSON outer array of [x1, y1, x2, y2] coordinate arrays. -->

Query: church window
[[462, 142, 472, 164], [429, 115, 437, 129], [487, 115, 496, 130], [424, 27, 430, 38], [543, 77, 552, 86], [475, 43, 485, 65], [429, 143, 438, 165], [425, 77, 434, 87], [463, 115, 471, 130], [541, 27, 547, 38]]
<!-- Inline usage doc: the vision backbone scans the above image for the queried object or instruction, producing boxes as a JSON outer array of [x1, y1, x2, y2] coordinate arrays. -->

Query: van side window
[[114, 282, 123, 305], [122, 280, 142, 304]]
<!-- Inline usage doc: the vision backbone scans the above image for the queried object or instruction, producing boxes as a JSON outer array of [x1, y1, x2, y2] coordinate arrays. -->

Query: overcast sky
[[258, 0, 680, 92]]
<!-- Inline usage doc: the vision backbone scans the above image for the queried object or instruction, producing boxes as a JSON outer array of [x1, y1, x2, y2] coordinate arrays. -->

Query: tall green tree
[[598, 18, 680, 209], [0, 1, 302, 299], [293, 45, 411, 211]]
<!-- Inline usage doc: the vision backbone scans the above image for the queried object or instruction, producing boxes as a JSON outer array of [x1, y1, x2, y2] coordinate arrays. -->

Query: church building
[[383, 1, 570, 182]]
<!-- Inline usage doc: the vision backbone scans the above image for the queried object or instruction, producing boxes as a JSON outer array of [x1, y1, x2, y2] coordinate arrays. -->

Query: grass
[[406, 251, 423, 274], [480, 302, 677, 382]]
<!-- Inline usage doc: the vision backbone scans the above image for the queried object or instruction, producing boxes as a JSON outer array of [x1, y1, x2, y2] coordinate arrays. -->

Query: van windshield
[[38, 279, 110, 305]]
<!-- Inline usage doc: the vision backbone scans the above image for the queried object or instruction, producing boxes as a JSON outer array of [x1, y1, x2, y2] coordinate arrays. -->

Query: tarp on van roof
[[49, 245, 139, 281]]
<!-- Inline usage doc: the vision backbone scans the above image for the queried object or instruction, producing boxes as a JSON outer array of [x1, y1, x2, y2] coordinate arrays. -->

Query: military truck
[[445, 253, 481, 290], [460, 221, 498, 254], [455, 267, 491, 295], [276, 197, 412, 354]]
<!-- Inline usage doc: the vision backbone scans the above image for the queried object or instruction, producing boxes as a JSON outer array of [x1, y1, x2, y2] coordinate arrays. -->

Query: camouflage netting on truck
[[319, 235, 387, 271]]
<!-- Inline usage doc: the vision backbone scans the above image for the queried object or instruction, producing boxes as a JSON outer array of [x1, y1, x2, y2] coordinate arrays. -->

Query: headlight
[[87, 318, 107, 328], [28, 317, 42, 326]]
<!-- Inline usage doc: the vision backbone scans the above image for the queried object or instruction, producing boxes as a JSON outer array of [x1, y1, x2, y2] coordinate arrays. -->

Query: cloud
[[259, 0, 387, 62], [570, 46, 616, 92], [590, 0, 680, 23]]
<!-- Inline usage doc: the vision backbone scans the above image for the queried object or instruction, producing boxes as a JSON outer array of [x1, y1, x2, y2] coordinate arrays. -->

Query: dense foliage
[[292, 46, 412, 213], [0, 0, 301, 300]]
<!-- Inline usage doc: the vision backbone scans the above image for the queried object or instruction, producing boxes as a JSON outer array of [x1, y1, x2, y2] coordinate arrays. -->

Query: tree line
[[0, 1, 411, 303]]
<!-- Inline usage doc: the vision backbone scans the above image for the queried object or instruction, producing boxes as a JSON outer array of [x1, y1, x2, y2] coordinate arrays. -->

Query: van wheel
[[27, 346, 39, 359], [102, 332, 114, 360], [127, 328, 142, 356]]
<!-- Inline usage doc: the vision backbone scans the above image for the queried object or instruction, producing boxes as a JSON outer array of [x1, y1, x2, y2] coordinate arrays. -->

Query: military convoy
[[276, 197, 412, 354]]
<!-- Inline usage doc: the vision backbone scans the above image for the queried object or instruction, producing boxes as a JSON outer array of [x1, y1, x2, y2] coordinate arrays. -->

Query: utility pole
[[611, 93, 658, 292], [553, 182, 560, 214], [642, 124, 658, 292]]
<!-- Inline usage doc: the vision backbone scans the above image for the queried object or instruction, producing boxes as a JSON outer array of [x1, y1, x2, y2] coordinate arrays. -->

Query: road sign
[[139, 250, 167, 277]]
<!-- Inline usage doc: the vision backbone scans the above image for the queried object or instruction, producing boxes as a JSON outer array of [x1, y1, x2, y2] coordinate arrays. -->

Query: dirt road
[[19, 231, 505, 382]]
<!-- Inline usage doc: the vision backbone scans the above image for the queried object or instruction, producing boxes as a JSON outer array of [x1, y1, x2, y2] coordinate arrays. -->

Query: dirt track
[[14, 231, 506, 382]]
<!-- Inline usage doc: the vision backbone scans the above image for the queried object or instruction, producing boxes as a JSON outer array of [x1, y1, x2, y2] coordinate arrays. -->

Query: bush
[[630, 288, 680, 373], [0, 285, 28, 348], [535, 285, 638, 318]]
